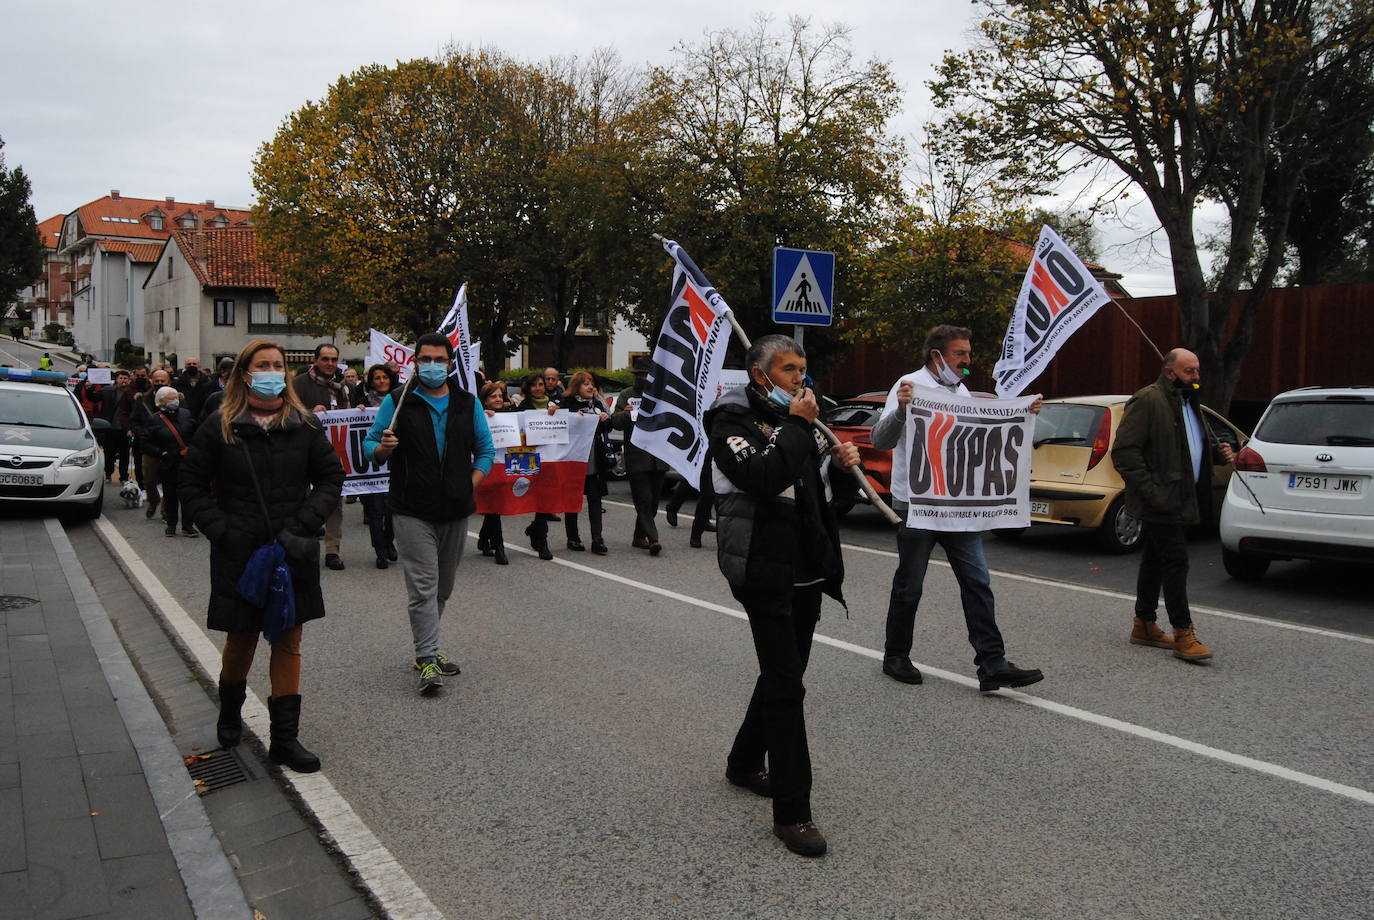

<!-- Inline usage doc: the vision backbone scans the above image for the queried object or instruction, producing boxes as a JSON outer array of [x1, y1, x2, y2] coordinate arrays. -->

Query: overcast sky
[[1, 0, 1186, 295]]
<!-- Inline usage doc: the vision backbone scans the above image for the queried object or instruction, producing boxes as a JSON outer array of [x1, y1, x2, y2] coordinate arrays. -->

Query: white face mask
[[932, 353, 965, 387]]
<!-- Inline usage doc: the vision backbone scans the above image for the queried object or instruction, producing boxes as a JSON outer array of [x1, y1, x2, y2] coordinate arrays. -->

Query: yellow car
[[1021, 395, 1247, 552]]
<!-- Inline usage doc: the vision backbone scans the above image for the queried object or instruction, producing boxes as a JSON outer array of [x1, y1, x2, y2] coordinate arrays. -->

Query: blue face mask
[[249, 371, 286, 399], [417, 363, 449, 388], [78, 372, 88, 380], [766, 383, 795, 411]]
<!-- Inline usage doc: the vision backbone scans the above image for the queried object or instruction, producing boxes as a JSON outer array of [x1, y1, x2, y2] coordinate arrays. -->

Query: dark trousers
[[360, 493, 393, 560], [565, 475, 604, 543], [884, 526, 1007, 680], [160, 464, 189, 531], [665, 470, 715, 539], [1135, 522, 1193, 628], [628, 469, 666, 543], [727, 584, 821, 826], [479, 513, 504, 547], [101, 430, 128, 479]]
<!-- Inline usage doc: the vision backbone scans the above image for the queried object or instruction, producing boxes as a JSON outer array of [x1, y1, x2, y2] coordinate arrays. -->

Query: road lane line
[[93, 517, 446, 920], [487, 529, 1374, 807], [602, 499, 1374, 647]]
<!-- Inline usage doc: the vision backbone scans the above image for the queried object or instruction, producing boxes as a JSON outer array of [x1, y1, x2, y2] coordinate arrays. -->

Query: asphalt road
[[79, 482, 1373, 920], [0, 339, 77, 375]]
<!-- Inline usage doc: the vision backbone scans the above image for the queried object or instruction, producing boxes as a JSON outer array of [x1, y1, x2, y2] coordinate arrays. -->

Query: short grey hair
[[155, 386, 180, 406], [746, 334, 805, 376]]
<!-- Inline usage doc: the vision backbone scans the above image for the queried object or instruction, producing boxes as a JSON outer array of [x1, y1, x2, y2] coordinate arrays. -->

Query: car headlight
[[60, 447, 99, 469]]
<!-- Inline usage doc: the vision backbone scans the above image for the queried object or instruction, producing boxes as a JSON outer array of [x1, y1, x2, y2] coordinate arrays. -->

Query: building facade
[[17, 215, 72, 333]]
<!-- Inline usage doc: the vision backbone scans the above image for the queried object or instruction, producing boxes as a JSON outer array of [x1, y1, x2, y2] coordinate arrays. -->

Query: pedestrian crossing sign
[[772, 247, 835, 327]]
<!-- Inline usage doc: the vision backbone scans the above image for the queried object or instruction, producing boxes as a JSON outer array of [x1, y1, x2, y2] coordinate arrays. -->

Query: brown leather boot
[[1172, 627, 1214, 661], [1130, 617, 1173, 649]]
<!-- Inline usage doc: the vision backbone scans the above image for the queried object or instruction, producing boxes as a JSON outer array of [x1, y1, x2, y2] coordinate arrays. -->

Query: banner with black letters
[[994, 225, 1112, 398], [318, 407, 390, 496], [900, 392, 1038, 531]]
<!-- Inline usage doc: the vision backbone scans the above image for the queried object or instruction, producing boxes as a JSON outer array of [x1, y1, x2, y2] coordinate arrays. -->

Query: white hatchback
[[1219, 386, 1374, 580], [0, 371, 106, 519]]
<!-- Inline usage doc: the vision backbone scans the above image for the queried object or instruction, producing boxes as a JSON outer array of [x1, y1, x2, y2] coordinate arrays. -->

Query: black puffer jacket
[[179, 409, 344, 633], [140, 407, 196, 468], [560, 394, 613, 478], [705, 386, 844, 608]]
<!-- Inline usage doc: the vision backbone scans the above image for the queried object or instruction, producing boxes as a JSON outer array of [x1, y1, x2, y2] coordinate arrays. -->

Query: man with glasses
[[366, 333, 495, 694], [293, 344, 351, 569]]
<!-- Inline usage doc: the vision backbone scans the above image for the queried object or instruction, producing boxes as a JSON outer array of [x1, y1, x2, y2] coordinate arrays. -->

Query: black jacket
[[385, 380, 478, 521], [179, 409, 344, 633], [175, 371, 215, 418], [560, 394, 612, 477], [140, 407, 196, 467], [706, 386, 844, 607]]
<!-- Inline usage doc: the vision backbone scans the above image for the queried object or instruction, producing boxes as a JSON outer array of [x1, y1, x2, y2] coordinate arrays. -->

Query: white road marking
[[486, 525, 1374, 807], [603, 497, 1374, 647], [93, 517, 446, 920], [0, 345, 34, 368]]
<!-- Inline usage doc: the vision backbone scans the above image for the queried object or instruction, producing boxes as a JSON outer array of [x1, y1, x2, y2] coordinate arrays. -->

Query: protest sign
[[476, 413, 598, 515], [87, 367, 112, 385], [521, 410, 569, 445], [317, 407, 390, 496], [485, 413, 522, 448], [994, 225, 1112, 397], [368, 329, 413, 383], [899, 392, 1038, 531]]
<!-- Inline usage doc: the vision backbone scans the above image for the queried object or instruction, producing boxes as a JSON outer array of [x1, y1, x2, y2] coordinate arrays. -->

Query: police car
[[0, 367, 106, 520]]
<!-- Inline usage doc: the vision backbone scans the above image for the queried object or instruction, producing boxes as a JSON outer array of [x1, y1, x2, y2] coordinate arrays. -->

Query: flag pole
[[1112, 299, 1164, 361]]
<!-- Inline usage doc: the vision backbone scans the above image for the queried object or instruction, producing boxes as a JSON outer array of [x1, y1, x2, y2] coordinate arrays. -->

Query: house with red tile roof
[[17, 214, 72, 332], [143, 227, 362, 369], [56, 191, 254, 362]]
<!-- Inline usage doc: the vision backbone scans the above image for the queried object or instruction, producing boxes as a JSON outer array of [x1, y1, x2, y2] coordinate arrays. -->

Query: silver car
[[0, 370, 106, 520], [1219, 386, 1374, 580]]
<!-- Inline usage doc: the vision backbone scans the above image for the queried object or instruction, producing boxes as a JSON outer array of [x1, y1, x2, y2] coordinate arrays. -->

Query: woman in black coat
[[559, 371, 612, 555], [180, 340, 344, 773], [140, 386, 198, 537]]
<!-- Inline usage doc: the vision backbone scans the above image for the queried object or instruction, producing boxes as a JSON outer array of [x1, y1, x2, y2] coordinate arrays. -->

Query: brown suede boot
[[1130, 617, 1173, 649], [1172, 627, 1214, 661]]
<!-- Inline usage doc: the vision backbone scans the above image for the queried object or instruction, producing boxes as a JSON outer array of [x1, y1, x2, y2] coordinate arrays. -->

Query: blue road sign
[[772, 247, 835, 327]]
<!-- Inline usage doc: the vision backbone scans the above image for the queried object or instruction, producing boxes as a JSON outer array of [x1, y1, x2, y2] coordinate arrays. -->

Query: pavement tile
[[0, 762, 17, 789], [0, 786, 24, 873], [6, 634, 52, 663], [4, 610, 45, 638], [19, 755, 89, 821], [16, 729, 76, 763], [86, 773, 170, 860], [0, 870, 27, 918], [79, 747, 145, 779], [12, 691, 71, 737], [100, 851, 195, 920], [66, 700, 132, 756], [25, 815, 108, 920], [9, 657, 60, 695]]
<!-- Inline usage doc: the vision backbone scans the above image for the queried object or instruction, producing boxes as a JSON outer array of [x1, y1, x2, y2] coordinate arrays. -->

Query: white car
[[0, 369, 106, 520], [1219, 386, 1374, 580]]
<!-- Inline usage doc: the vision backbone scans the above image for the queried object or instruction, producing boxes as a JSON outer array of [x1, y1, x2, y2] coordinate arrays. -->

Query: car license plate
[[1030, 501, 1050, 516], [1287, 473, 1363, 494], [0, 471, 42, 486]]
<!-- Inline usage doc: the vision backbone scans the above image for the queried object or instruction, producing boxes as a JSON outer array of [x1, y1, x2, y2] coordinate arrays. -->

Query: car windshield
[[1255, 399, 1374, 446], [0, 389, 83, 429], [828, 404, 881, 427], [1034, 403, 1106, 447]]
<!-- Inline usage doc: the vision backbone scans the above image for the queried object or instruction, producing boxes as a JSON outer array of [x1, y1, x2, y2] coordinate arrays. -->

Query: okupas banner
[[899, 392, 1039, 531], [318, 408, 390, 496], [994, 225, 1112, 398]]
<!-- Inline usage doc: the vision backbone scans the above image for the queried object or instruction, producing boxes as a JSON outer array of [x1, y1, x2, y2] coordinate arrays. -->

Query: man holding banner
[[874, 325, 1045, 693], [365, 333, 495, 695]]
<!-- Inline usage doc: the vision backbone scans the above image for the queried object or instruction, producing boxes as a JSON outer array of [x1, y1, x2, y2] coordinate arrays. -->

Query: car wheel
[[1221, 546, 1270, 581], [1096, 496, 1142, 553]]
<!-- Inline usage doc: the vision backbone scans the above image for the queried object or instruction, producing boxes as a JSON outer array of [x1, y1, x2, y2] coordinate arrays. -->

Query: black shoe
[[773, 821, 827, 857], [376, 556, 388, 569], [266, 694, 321, 773], [725, 766, 772, 797], [567, 538, 585, 552], [325, 553, 345, 571], [701, 521, 717, 533], [477, 536, 491, 556], [415, 658, 444, 695], [590, 540, 608, 555], [689, 535, 703, 548], [631, 536, 651, 550], [882, 655, 924, 685], [145, 496, 160, 519], [164, 526, 177, 537], [494, 545, 509, 565], [665, 508, 679, 527], [181, 528, 198, 538], [413, 651, 461, 677], [978, 662, 1044, 692], [387, 545, 398, 562], [537, 543, 553, 561]]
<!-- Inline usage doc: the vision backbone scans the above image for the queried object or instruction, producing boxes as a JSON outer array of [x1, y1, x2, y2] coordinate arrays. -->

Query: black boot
[[493, 544, 509, 565], [216, 680, 247, 748], [266, 694, 321, 773]]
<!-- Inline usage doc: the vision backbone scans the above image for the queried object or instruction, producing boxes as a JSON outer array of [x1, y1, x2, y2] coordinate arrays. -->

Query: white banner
[[631, 239, 733, 484], [994, 225, 1112, 397], [899, 392, 1038, 531], [435, 283, 479, 394], [485, 413, 522, 448], [521, 410, 569, 445], [318, 407, 390, 496], [368, 329, 413, 383]]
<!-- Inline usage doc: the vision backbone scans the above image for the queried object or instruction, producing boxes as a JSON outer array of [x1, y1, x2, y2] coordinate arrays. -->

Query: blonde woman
[[179, 340, 343, 772]]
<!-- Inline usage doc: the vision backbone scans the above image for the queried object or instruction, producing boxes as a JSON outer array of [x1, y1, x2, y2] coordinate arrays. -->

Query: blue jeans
[[883, 527, 1007, 680]]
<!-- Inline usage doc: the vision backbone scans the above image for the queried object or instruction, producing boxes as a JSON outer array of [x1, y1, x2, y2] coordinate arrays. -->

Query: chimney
[[166, 196, 175, 205], [110, 189, 120, 200], [204, 199, 214, 208]]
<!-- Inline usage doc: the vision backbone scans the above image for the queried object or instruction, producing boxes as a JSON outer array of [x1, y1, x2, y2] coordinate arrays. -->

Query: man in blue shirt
[[366, 333, 495, 694]]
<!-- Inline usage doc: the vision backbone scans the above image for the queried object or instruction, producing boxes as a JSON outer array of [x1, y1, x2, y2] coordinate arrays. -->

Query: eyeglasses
[[414, 356, 449, 365]]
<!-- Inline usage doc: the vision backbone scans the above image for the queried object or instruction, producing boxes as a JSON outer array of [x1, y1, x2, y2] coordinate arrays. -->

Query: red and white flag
[[475, 412, 599, 515]]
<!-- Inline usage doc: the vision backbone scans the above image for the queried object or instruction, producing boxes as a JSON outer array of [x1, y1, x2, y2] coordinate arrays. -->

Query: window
[[177, 215, 196, 229], [214, 299, 235, 326], [158, 311, 165, 333], [249, 301, 291, 333], [146, 212, 164, 230], [174, 307, 180, 331], [167, 254, 173, 279], [208, 215, 228, 228]]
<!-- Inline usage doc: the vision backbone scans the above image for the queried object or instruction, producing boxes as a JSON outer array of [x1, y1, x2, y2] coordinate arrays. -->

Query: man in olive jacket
[[1112, 348, 1233, 662]]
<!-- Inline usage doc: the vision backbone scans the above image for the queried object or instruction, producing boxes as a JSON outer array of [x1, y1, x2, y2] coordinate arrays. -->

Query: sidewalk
[[1, 516, 380, 919]]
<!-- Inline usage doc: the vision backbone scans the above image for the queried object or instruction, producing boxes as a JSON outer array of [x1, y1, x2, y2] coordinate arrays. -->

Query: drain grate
[[0, 595, 38, 610], [186, 750, 251, 795]]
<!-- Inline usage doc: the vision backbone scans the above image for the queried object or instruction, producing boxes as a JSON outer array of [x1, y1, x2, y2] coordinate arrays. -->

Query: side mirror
[[90, 418, 112, 431]]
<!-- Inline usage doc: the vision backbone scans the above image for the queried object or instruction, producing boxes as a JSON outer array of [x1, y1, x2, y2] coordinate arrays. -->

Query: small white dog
[[119, 481, 142, 509]]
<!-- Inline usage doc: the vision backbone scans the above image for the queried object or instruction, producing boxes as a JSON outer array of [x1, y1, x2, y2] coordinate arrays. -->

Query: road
[[0, 339, 77, 375], [78, 483, 1373, 920]]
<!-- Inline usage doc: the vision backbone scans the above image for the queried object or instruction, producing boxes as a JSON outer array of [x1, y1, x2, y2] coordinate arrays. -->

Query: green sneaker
[[413, 650, 461, 676], [416, 659, 444, 694]]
